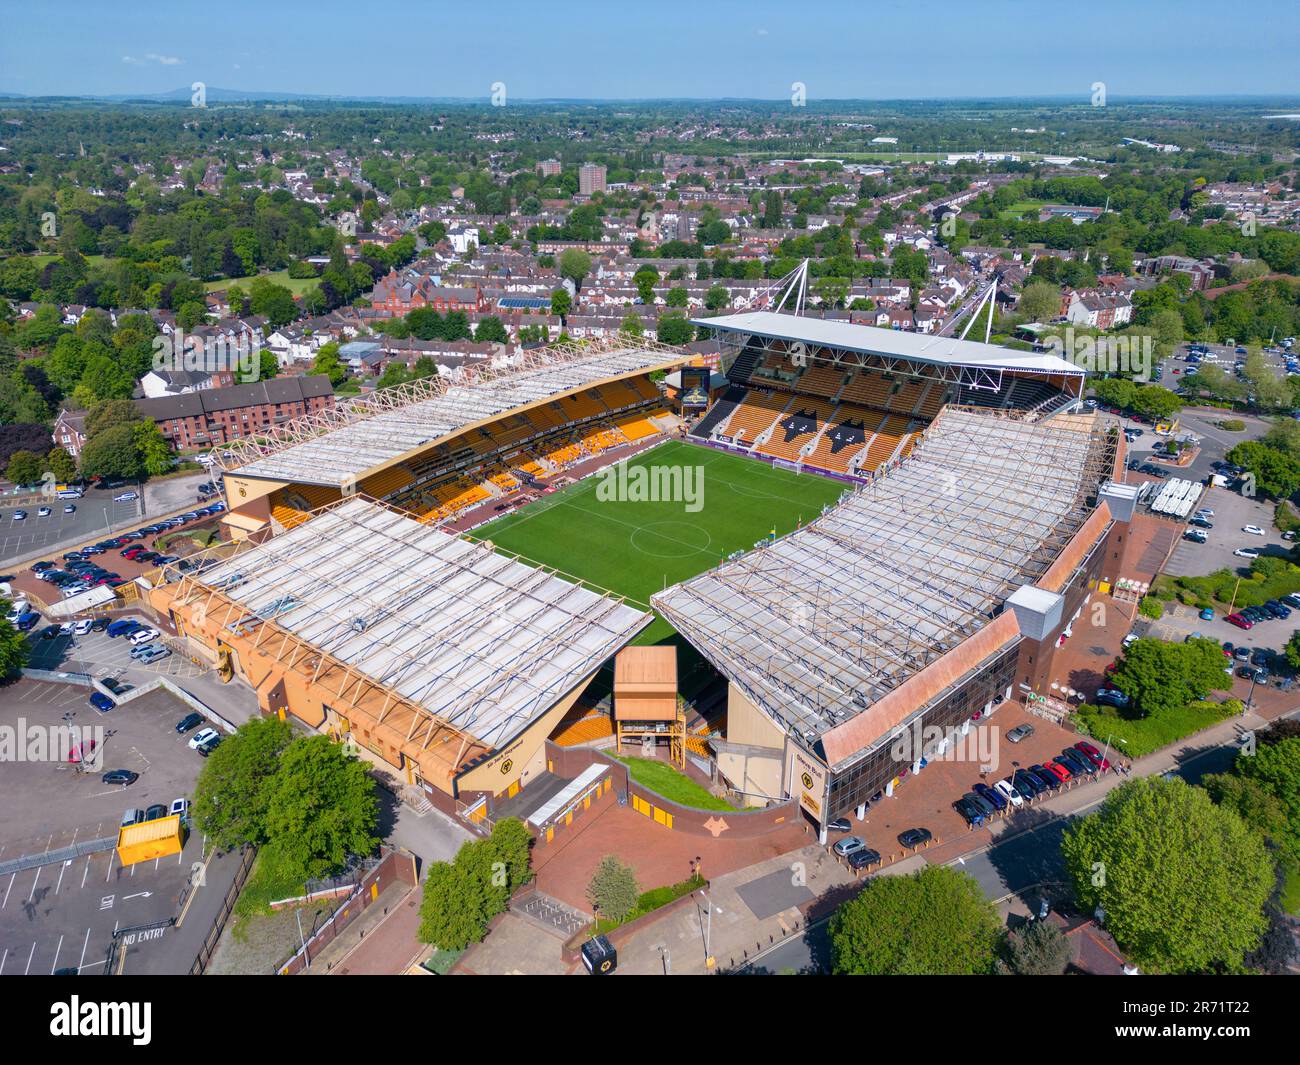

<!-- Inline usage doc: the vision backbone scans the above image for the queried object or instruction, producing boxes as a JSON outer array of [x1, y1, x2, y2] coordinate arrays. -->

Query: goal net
[[772, 458, 802, 475]]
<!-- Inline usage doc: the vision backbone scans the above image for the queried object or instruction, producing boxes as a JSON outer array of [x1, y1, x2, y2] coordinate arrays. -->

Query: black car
[[898, 828, 932, 848], [1056, 749, 1092, 776], [101, 769, 138, 786], [1265, 600, 1291, 619], [1250, 648, 1273, 667], [953, 798, 985, 827], [1012, 770, 1042, 798], [827, 817, 852, 833], [91, 618, 110, 632], [143, 803, 167, 822], [175, 712, 204, 734], [101, 677, 132, 696], [198, 736, 222, 757], [965, 791, 997, 819], [1029, 765, 1061, 791], [847, 847, 881, 870]]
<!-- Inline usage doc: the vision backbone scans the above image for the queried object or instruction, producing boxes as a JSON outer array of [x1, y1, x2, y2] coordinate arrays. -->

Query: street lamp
[[698, 890, 719, 969]]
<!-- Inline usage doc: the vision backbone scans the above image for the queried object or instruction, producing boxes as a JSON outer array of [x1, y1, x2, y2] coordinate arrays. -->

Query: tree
[[705, 284, 729, 311], [830, 864, 1001, 975], [46, 447, 77, 483], [587, 855, 639, 923], [665, 286, 688, 308], [619, 311, 644, 338], [633, 266, 659, 303], [1227, 440, 1300, 500], [417, 861, 487, 951], [996, 919, 1071, 975], [133, 421, 174, 477], [312, 342, 347, 387], [488, 817, 533, 893], [1109, 637, 1230, 717], [550, 287, 571, 320], [1018, 281, 1060, 323], [474, 316, 508, 344], [0, 605, 28, 681], [5, 450, 43, 487], [79, 423, 145, 482], [1062, 777, 1272, 973], [260, 736, 379, 881], [1234, 737, 1300, 860], [558, 249, 592, 292], [192, 717, 293, 851], [656, 314, 694, 346], [84, 399, 143, 438]]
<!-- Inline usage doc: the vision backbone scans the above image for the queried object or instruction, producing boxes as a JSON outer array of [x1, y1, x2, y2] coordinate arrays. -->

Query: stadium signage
[[788, 746, 827, 821]]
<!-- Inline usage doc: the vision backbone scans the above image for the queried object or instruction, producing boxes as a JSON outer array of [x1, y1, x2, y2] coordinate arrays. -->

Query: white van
[[56, 488, 83, 499]]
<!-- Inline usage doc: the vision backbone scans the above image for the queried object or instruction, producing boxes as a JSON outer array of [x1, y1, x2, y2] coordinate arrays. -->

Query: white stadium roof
[[692, 310, 1082, 375], [652, 409, 1113, 752], [194, 498, 652, 749], [221, 338, 685, 486]]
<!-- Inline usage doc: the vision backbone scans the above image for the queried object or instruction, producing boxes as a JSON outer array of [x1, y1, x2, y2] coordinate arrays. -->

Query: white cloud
[[757, 28, 769, 36], [123, 53, 184, 66]]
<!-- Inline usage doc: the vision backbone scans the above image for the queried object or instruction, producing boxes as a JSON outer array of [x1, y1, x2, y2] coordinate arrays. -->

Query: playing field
[[475, 440, 846, 643]]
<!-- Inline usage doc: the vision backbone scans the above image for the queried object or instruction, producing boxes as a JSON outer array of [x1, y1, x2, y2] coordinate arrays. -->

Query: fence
[[276, 848, 418, 975], [189, 845, 257, 976], [0, 835, 116, 877]]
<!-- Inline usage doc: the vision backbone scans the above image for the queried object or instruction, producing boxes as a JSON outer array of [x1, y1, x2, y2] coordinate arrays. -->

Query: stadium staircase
[[724, 342, 764, 385], [690, 384, 747, 439]]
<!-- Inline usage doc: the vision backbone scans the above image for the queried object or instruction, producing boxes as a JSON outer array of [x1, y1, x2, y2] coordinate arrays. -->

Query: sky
[[1, 0, 1297, 101]]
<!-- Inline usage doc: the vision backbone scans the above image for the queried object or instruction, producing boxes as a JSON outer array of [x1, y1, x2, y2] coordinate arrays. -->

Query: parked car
[[1012, 769, 1043, 798], [827, 817, 852, 833], [833, 835, 867, 857], [897, 828, 932, 848], [1226, 613, 1255, 630], [188, 727, 220, 750], [121, 808, 143, 827], [1074, 743, 1110, 771], [143, 803, 167, 822], [847, 847, 881, 870], [1006, 723, 1034, 744], [1029, 765, 1062, 791], [129, 627, 160, 646], [1094, 687, 1130, 708], [1243, 525, 1266, 536], [101, 769, 138, 786], [994, 779, 1025, 807], [1043, 759, 1071, 783], [101, 677, 132, 695], [132, 644, 170, 664], [169, 798, 189, 820], [972, 782, 1007, 811], [113, 491, 139, 502], [954, 797, 985, 827], [88, 691, 115, 713]]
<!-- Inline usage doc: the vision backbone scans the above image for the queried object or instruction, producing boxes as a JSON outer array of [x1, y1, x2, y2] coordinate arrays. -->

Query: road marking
[[49, 935, 64, 974], [26, 865, 42, 902], [55, 860, 69, 894], [81, 859, 90, 890], [24, 941, 35, 975], [0, 948, 6, 974], [1, 872, 14, 909], [123, 891, 152, 901]]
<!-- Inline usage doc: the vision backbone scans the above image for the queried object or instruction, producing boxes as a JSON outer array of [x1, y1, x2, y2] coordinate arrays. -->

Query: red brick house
[[369, 270, 488, 316], [135, 375, 335, 451]]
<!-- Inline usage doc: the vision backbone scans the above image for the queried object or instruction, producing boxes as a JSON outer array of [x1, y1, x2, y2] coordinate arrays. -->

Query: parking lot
[[0, 680, 232, 974], [0, 471, 215, 570], [23, 620, 209, 684], [1161, 483, 1287, 578]]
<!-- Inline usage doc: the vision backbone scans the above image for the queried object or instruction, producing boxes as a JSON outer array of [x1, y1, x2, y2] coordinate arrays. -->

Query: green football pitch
[[474, 440, 847, 644]]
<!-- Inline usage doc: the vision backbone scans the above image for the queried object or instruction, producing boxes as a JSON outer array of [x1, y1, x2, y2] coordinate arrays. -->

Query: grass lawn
[[612, 755, 736, 811], [1074, 699, 1240, 758], [996, 199, 1049, 221], [1281, 857, 1300, 917], [203, 268, 320, 296], [474, 440, 845, 643]]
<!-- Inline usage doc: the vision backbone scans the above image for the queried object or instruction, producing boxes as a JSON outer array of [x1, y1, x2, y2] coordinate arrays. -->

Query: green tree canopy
[[1110, 637, 1230, 717], [1062, 777, 1273, 973], [830, 864, 1002, 975]]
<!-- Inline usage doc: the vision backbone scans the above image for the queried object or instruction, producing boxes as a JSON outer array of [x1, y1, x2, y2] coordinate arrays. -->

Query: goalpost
[[772, 458, 803, 475]]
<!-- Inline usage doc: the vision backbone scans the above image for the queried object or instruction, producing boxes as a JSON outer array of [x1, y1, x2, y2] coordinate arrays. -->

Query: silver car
[[833, 836, 867, 857], [1006, 724, 1035, 744]]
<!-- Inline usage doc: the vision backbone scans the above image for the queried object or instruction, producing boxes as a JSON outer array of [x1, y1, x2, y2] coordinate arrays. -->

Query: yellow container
[[116, 815, 183, 866]]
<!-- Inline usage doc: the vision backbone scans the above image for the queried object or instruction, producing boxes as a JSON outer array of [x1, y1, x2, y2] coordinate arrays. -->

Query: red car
[[1103, 661, 1119, 676], [1073, 742, 1111, 771], [1226, 613, 1254, 630], [1043, 760, 1071, 782]]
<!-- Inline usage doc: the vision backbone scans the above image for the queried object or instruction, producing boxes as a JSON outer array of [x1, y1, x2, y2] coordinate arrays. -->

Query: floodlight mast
[[764, 258, 810, 316], [958, 278, 998, 343]]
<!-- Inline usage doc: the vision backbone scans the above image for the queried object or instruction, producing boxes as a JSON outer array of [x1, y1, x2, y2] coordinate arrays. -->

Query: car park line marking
[[26, 865, 42, 902], [55, 860, 70, 894], [104, 851, 116, 883], [80, 860, 91, 890], [23, 941, 35, 975], [49, 935, 64, 973], [77, 928, 91, 971], [0, 948, 6, 974], [1, 873, 13, 910]]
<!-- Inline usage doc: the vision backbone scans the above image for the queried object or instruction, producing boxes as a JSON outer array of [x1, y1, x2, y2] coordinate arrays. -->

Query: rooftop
[[692, 310, 1083, 375], [217, 336, 686, 486], [192, 497, 652, 752], [652, 408, 1115, 761]]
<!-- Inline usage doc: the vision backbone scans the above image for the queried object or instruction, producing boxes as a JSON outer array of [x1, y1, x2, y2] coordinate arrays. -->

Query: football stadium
[[146, 309, 1142, 839]]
